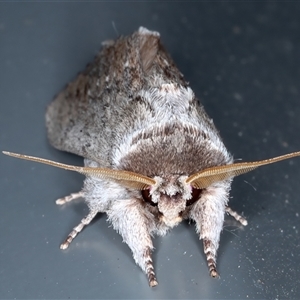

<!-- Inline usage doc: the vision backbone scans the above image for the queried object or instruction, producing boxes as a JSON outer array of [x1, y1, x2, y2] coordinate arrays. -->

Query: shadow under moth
[[4, 27, 300, 287]]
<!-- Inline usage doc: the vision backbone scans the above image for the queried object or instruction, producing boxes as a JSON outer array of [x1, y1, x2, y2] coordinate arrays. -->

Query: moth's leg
[[56, 191, 84, 205], [60, 209, 98, 250], [107, 200, 157, 287], [225, 206, 248, 226], [202, 238, 219, 277], [189, 185, 229, 278]]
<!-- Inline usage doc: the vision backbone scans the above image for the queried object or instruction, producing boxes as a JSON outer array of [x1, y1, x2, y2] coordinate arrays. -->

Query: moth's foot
[[56, 191, 84, 205], [225, 206, 248, 226], [149, 276, 158, 287], [60, 226, 82, 250], [147, 267, 158, 287], [59, 210, 98, 250], [203, 239, 220, 279], [210, 268, 219, 278], [144, 247, 158, 287], [60, 237, 73, 250]]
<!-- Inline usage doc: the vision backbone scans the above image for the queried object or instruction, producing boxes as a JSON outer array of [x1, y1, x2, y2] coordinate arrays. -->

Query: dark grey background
[[1, 2, 300, 299]]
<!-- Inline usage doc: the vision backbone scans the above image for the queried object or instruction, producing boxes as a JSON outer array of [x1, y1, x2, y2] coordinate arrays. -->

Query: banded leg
[[225, 206, 248, 226], [144, 247, 158, 287], [56, 191, 84, 205], [107, 200, 157, 287], [60, 209, 98, 250], [203, 239, 219, 278]]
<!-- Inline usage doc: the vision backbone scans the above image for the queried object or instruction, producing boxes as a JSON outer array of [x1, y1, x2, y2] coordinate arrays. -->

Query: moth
[[3, 27, 300, 287]]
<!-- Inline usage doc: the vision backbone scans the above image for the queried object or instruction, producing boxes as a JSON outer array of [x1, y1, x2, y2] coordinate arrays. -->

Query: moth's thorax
[[115, 123, 232, 178]]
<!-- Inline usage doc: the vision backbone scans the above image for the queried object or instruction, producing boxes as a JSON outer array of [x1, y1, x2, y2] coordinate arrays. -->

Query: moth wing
[[46, 27, 167, 167], [46, 69, 112, 166]]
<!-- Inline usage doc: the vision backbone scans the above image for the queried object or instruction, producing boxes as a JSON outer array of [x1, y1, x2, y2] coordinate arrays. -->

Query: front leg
[[189, 183, 230, 277], [60, 209, 98, 249], [54, 190, 98, 249], [107, 200, 157, 287]]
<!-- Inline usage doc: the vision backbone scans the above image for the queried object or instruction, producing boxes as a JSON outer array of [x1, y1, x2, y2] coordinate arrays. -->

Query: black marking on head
[[186, 188, 202, 206], [142, 189, 157, 207]]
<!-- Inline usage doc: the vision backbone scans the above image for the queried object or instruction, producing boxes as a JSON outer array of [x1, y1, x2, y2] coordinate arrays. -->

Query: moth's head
[[141, 175, 202, 227]]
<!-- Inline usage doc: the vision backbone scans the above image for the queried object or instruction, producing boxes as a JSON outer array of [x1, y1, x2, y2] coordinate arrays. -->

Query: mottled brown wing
[[45, 28, 186, 167]]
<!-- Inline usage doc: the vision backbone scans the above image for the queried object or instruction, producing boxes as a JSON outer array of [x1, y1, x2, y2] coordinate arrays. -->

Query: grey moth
[[4, 27, 300, 287]]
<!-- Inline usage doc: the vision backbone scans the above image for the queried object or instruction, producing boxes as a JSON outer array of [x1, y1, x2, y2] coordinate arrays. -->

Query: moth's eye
[[186, 188, 202, 206], [141, 189, 157, 206]]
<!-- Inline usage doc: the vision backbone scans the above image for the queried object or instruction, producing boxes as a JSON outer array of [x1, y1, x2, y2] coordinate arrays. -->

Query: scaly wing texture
[[46, 28, 182, 166], [46, 27, 231, 174]]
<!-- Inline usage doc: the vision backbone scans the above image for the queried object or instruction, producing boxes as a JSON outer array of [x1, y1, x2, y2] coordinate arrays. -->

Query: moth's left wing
[[46, 28, 164, 166]]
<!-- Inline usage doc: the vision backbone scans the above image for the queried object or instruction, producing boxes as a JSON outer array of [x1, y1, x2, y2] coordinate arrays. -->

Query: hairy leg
[[107, 200, 157, 287], [189, 184, 229, 277]]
